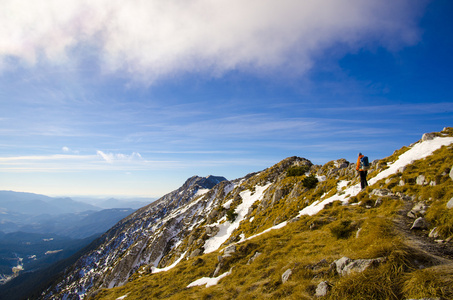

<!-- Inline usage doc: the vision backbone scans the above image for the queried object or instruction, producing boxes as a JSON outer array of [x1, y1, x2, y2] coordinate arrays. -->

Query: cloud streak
[[0, 0, 423, 83], [96, 150, 142, 163], [0, 152, 167, 172]]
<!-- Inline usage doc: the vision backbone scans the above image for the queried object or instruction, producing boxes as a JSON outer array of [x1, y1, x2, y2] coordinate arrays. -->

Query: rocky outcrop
[[332, 256, 387, 276], [44, 175, 229, 298]]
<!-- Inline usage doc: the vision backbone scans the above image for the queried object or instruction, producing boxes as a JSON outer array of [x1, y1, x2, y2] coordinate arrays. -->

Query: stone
[[333, 256, 386, 276], [447, 197, 453, 209], [398, 166, 406, 173], [411, 217, 428, 230], [333, 257, 352, 275], [190, 248, 202, 258], [205, 226, 219, 236], [213, 262, 223, 277], [375, 198, 383, 207], [355, 228, 362, 238], [315, 281, 331, 297], [338, 162, 349, 169], [371, 189, 393, 197], [247, 252, 262, 265], [428, 227, 439, 238], [223, 245, 236, 257], [281, 268, 292, 283], [341, 258, 386, 275], [422, 132, 436, 141], [407, 202, 428, 218], [396, 192, 413, 201], [450, 165, 453, 181], [272, 188, 285, 204], [416, 174, 427, 185]]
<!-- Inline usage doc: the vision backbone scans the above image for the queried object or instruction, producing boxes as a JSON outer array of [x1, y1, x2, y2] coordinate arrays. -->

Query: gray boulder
[[410, 217, 428, 230], [190, 248, 202, 258], [223, 245, 236, 257], [422, 132, 436, 141], [407, 202, 428, 219], [315, 281, 331, 297], [416, 174, 427, 185], [333, 256, 386, 276]]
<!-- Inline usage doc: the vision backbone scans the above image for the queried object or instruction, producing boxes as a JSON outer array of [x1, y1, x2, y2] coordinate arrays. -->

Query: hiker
[[356, 152, 369, 190]]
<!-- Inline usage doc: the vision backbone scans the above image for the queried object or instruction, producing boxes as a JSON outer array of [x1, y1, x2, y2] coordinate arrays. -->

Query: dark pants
[[359, 170, 368, 190]]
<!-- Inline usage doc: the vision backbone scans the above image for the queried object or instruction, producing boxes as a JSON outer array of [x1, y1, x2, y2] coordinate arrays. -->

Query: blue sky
[[0, 0, 452, 198]]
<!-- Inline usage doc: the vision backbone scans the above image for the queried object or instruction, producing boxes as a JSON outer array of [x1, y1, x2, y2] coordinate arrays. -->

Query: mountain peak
[[183, 175, 228, 190]]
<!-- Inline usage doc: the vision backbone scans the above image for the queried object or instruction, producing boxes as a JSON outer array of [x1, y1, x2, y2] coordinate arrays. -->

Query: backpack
[[360, 156, 370, 170]]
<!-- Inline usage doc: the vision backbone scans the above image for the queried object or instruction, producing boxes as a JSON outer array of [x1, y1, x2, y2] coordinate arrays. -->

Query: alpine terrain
[[38, 128, 453, 300]]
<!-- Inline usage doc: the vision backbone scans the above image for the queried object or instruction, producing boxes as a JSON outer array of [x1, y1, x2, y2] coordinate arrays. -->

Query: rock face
[[43, 175, 229, 298]]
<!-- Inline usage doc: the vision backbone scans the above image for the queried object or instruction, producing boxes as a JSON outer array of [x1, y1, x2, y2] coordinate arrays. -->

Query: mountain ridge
[[38, 127, 453, 299]]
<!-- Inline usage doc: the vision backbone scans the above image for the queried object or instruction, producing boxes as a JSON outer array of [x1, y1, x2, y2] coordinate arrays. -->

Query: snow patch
[[187, 269, 232, 288], [195, 188, 210, 197], [316, 175, 326, 182], [337, 180, 349, 191], [151, 252, 187, 273], [299, 136, 453, 217], [241, 221, 288, 243], [222, 199, 233, 209], [203, 183, 271, 253], [369, 136, 453, 186]]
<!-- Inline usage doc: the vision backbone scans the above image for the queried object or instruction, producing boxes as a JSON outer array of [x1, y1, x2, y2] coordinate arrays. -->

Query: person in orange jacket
[[356, 152, 368, 190]]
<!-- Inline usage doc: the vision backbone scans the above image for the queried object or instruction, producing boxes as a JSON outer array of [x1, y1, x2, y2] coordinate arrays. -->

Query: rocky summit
[[40, 128, 453, 300]]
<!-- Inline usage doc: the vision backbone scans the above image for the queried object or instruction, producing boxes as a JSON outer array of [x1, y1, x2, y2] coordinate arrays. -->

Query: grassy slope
[[91, 129, 453, 300]]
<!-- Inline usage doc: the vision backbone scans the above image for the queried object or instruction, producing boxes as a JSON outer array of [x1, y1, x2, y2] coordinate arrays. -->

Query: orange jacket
[[356, 155, 364, 171]]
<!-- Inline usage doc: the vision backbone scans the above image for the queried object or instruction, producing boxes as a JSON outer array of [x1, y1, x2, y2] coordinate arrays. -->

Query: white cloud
[[62, 146, 80, 154], [96, 150, 143, 163], [0, 0, 423, 82]]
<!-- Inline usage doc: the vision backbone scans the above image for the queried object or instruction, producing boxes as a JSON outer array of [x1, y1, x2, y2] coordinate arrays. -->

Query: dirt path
[[394, 200, 453, 267]]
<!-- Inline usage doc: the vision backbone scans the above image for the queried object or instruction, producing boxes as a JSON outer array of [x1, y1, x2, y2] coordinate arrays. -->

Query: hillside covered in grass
[[43, 128, 453, 300]]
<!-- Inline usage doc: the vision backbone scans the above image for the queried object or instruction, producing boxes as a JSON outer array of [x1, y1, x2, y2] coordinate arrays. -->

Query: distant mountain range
[[0, 191, 155, 297], [0, 191, 154, 237]]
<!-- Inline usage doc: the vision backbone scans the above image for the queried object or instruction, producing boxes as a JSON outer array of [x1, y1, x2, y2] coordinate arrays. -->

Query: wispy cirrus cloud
[[0, 151, 145, 172]]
